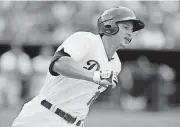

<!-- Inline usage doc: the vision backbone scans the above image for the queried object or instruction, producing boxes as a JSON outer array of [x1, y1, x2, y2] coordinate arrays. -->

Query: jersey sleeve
[[49, 32, 92, 76], [56, 32, 91, 62]]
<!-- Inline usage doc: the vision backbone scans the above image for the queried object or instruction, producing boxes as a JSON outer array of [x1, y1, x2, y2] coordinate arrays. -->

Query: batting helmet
[[97, 6, 145, 36]]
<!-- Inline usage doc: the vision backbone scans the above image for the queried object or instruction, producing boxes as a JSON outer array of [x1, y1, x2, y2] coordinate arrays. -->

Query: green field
[[1, 108, 180, 127]]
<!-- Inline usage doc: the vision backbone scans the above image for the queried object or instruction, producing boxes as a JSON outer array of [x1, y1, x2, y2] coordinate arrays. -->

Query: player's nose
[[126, 31, 132, 38]]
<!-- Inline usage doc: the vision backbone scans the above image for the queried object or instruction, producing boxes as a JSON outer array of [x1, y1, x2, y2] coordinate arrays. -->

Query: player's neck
[[101, 36, 117, 61]]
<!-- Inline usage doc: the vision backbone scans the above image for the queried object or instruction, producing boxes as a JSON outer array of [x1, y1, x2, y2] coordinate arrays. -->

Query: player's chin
[[121, 41, 129, 48]]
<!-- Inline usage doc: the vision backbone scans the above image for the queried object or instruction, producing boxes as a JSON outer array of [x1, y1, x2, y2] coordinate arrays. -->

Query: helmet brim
[[116, 18, 145, 32], [131, 19, 145, 32]]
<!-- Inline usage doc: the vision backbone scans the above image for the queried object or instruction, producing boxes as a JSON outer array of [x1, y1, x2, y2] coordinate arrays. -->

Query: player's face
[[115, 21, 133, 48]]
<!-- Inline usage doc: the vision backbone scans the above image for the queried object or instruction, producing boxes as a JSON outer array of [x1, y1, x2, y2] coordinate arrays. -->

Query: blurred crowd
[[0, 44, 177, 112], [118, 56, 176, 111], [0, 1, 179, 111], [0, 44, 54, 109], [0, 1, 180, 50]]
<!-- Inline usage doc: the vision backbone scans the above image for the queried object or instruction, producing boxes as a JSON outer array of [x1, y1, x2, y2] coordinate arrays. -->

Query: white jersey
[[39, 32, 121, 119], [11, 32, 122, 127]]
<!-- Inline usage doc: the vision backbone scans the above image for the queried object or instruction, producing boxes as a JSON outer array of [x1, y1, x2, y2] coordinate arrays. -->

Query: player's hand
[[100, 70, 116, 88], [99, 79, 116, 89], [93, 70, 117, 89]]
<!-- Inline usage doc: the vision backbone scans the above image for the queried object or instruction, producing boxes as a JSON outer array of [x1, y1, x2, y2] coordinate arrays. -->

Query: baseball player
[[11, 6, 144, 127]]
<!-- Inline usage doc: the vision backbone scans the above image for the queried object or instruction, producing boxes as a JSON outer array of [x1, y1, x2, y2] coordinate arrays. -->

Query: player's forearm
[[53, 57, 94, 82]]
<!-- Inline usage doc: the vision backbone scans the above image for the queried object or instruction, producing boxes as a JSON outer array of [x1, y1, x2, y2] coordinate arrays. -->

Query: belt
[[41, 100, 82, 126]]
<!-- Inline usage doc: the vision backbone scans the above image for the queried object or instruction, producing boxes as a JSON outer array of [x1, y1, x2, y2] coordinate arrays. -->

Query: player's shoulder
[[56, 31, 95, 52], [68, 31, 96, 40], [63, 31, 97, 46]]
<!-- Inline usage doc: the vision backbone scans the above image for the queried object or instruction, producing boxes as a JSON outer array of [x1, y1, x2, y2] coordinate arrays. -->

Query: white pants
[[11, 95, 84, 127]]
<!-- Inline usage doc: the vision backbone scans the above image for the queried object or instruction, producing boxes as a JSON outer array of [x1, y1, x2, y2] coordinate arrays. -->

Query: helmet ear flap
[[105, 25, 111, 28], [98, 17, 119, 36], [101, 21, 119, 36]]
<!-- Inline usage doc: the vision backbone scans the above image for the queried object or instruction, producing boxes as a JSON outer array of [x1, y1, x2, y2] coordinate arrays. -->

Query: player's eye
[[124, 25, 133, 32], [124, 25, 128, 29]]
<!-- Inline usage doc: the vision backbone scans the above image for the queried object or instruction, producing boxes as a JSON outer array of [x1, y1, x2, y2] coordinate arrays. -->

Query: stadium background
[[0, 1, 180, 127]]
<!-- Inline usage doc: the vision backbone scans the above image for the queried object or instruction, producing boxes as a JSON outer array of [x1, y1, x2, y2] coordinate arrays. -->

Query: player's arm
[[49, 32, 115, 88], [49, 48, 115, 89], [50, 48, 94, 82]]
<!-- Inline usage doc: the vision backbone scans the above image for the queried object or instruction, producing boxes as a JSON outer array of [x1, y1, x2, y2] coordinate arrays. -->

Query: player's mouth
[[124, 37, 132, 44]]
